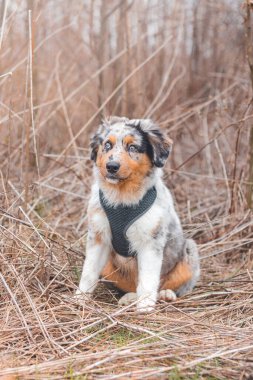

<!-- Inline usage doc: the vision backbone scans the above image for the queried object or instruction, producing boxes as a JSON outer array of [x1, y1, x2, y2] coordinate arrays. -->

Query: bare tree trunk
[[190, 1, 199, 82], [0, 0, 5, 28], [27, 0, 38, 109], [0, 0, 6, 53], [248, 127, 253, 208], [97, 1, 108, 114], [114, 0, 127, 115], [246, 0, 253, 209]]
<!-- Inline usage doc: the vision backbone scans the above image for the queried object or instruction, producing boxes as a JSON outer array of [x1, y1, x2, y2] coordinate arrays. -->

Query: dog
[[76, 117, 200, 312]]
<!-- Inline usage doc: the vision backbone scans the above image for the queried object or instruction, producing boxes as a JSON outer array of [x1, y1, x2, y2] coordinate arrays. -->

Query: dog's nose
[[106, 161, 120, 174]]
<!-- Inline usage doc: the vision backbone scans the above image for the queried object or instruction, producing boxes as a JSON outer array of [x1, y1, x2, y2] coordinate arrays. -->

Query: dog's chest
[[99, 187, 157, 257]]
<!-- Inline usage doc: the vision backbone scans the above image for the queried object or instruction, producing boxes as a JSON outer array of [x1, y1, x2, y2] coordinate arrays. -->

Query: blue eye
[[129, 145, 138, 153], [104, 142, 112, 151]]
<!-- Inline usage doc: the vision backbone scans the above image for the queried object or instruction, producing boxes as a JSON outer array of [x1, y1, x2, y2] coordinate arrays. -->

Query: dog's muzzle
[[106, 161, 120, 174]]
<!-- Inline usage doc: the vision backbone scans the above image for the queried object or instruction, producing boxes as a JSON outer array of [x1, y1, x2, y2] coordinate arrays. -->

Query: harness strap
[[99, 187, 157, 257]]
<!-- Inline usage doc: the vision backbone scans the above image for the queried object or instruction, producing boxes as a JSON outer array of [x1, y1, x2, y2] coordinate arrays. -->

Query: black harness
[[99, 187, 157, 257]]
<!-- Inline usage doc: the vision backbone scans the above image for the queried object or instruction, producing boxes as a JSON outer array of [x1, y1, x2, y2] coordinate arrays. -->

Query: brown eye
[[104, 142, 112, 151], [128, 145, 138, 153]]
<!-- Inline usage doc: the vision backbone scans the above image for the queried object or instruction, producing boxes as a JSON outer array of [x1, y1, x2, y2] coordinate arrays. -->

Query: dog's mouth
[[105, 173, 129, 184]]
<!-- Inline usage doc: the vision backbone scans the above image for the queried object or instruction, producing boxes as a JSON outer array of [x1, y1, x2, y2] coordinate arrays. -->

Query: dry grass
[[0, 1, 253, 379]]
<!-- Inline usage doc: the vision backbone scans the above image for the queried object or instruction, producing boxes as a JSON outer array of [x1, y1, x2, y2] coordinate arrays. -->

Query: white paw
[[159, 289, 177, 302], [137, 297, 156, 313], [74, 289, 92, 301], [118, 292, 137, 306]]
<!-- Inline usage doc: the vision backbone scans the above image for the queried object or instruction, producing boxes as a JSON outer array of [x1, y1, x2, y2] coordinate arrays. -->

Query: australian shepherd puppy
[[76, 117, 200, 312]]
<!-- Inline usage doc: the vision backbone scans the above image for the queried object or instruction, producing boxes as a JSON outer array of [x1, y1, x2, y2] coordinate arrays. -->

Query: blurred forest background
[[0, 1, 253, 379]]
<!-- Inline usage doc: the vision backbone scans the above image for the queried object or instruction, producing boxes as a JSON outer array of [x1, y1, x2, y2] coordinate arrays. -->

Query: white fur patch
[[118, 292, 137, 306], [159, 289, 177, 301]]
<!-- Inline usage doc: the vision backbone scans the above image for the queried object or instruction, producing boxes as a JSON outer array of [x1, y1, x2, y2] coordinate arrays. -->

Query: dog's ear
[[90, 120, 111, 161], [129, 119, 173, 168], [90, 132, 103, 161]]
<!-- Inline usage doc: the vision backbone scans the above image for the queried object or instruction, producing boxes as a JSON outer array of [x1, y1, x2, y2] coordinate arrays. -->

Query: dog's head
[[90, 117, 173, 186]]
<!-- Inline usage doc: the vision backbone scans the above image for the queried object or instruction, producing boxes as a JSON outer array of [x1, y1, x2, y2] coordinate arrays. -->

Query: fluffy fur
[[76, 117, 200, 312]]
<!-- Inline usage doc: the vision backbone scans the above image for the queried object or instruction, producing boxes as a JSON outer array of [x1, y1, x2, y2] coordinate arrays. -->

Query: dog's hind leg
[[160, 239, 200, 299], [175, 238, 200, 297], [160, 260, 192, 294]]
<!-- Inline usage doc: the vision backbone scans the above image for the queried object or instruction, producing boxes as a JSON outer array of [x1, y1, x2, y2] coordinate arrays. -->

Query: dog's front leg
[[136, 249, 163, 312], [76, 233, 110, 297]]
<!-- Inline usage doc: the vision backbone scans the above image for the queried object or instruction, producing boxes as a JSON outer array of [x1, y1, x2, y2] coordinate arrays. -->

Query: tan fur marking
[[118, 152, 152, 193], [102, 258, 192, 294], [113, 254, 137, 277], [108, 135, 116, 145], [95, 232, 102, 244], [96, 146, 108, 174], [123, 135, 135, 145], [160, 261, 192, 291], [102, 259, 137, 293]]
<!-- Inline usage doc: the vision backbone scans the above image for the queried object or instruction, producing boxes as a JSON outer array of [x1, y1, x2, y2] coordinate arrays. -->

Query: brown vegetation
[[0, 1, 253, 379]]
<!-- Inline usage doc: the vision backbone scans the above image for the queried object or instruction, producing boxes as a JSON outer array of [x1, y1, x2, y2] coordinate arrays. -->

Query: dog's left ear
[[136, 119, 173, 168], [90, 120, 111, 161], [90, 132, 103, 161]]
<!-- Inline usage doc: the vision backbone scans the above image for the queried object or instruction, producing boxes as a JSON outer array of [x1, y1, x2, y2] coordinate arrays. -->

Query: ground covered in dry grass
[[0, 175, 252, 379]]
